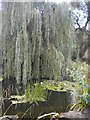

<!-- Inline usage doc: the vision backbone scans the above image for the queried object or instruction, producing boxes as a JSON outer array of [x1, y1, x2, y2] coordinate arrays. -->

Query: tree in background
[[71, 0, 90, 97], [2, 2, 74, 85], [71, 1, 90, 60]]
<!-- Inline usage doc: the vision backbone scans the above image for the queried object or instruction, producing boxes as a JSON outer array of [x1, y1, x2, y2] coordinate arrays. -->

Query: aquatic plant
[[9, 82, 47, 104], [9, 80, 78, 105]]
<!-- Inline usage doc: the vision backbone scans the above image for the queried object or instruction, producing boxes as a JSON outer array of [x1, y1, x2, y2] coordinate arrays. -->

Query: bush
[[67, 61, 90, 111]]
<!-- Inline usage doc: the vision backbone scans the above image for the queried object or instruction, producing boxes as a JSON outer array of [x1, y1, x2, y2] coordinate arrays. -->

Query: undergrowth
[[9, 82, 48, 104], [67, 61, 90, 111]]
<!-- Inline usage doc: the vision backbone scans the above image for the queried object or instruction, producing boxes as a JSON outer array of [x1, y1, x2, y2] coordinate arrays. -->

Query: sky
[[0, 0, 90, 2], [0, 0, 71, 2], [45, 0, 71, 3]]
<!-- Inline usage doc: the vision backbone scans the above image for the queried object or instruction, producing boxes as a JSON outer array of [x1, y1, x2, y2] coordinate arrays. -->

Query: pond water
[[2, 90, 71, 119]]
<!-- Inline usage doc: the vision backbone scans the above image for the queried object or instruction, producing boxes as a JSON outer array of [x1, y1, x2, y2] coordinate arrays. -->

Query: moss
[[41, 80, 77, 92]]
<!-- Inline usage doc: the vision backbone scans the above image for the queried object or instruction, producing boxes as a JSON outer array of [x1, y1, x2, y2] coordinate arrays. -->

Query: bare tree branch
[[76, 19, 81, 29], [85, 17, 90, 29], [75, 19, 82, 31]]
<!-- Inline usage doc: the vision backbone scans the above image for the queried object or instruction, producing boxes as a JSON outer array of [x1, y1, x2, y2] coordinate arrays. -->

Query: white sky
[[45, 0, 71, 3], [0, 0, 71, 2], [0, 0, 90, 2]]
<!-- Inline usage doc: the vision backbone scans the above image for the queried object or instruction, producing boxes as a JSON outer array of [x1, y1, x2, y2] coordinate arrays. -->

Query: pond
[[2, 90, 71, 119]]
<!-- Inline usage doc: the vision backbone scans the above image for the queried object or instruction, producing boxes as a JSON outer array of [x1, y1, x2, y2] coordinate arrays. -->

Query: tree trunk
[[79, 37, 90, 59]]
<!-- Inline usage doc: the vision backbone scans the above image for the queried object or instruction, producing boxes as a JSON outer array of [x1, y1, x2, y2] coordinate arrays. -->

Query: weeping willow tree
[[2, 2, 74, 85]]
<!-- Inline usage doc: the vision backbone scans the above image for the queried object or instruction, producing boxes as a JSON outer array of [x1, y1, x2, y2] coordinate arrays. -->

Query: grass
[[9, 82, 48, 104], [9, 80, 77, 105]]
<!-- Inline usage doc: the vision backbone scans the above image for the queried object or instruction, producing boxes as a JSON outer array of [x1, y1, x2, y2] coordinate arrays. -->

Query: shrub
[[67, 61, 90, 111]]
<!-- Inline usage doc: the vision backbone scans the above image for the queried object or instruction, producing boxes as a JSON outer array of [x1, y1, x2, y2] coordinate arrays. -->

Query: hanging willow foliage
[[2, 2, 74, 85]]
